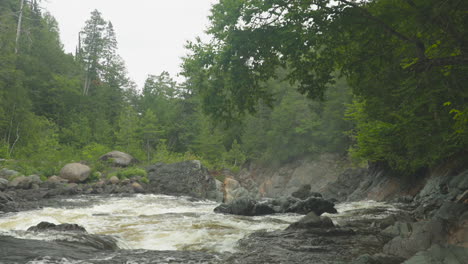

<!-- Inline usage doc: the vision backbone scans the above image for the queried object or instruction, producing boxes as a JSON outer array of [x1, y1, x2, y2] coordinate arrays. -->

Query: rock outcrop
[[147, 160, 221, 201]]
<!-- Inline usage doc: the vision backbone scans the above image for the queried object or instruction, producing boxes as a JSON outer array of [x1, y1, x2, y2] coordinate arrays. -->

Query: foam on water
[[0, 195, 401, 255], [0, 194, 300, 253]]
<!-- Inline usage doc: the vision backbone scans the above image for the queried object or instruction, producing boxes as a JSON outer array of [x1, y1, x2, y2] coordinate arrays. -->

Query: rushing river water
[[0, 194, 403, 260]]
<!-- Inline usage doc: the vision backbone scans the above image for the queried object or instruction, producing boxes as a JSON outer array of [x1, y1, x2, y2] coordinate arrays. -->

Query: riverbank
[[0, 157, 467, 263]]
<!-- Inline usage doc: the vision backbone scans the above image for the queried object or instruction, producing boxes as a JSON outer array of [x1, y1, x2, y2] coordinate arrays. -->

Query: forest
[[0, 0, 467, 178]]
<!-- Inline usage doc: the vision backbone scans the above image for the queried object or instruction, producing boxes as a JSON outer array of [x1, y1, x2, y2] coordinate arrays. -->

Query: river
[[0, 194, 403, 263]]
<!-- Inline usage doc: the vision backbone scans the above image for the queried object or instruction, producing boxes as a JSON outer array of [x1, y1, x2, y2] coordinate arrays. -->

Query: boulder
[[27, 221, 87, 233], [223, 177, 255, 203], [285, 197, 338, 215], [287, 212, 335, 229], [132, 182, 144, 193], [146, 160, 218, 200], [99, 151, 137, 167], [0, 168, 20, 179], [383, 220, 447, 259], [48, 175, 68, 184], [214, 197, 275, 216], [109, 176, 120, 184], [60, 163, 91, 183], [0, 178, 8, 191], [10, 176, 34, 190], [403, 244, 468, 264]]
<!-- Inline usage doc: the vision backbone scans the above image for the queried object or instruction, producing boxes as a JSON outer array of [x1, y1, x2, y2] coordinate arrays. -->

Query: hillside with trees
[[0, 0, 467, 180]]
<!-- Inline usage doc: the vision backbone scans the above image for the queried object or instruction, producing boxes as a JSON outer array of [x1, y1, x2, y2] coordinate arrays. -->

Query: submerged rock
[[27, 221, 87, 233]]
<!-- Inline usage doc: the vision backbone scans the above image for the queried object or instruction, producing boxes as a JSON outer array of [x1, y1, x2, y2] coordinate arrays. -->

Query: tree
[[183, 0, 468, 172]]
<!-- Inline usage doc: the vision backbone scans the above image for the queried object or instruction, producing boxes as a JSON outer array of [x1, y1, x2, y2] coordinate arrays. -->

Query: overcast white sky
[[43, 0, 218, 89]]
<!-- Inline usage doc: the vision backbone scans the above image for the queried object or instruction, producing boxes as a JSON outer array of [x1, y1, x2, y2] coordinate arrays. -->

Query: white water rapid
[[0, 195, 402, 254]]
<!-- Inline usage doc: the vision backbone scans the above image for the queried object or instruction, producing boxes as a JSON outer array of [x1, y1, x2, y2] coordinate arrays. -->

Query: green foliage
[[183, 0, 468, 172], [117, 167, 147, 179]]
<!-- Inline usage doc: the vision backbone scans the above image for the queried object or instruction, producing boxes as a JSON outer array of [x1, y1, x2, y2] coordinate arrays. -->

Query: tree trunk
[[15, 0, 25, 54]]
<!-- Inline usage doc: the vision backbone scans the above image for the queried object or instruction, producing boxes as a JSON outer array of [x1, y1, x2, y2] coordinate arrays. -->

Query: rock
[[48, 175, 68, 184], [214, 197, 275, 216], [403, 244, 468, 264], [0, 178, 8, 191], [27, 221, 87, 233], [9, 176, 34, 189], [351, 254, 406, 264], [28, 175, 42, 185], [223, 177, 252, 203], [60, 163, 91, 183], [207, 179, 224, 202], [131, 182, 144, 193], [146, 160, 218, 200], [109, 176, 120, 184], [287, 212, 335, 229], [0, 168, 20, 179], [383, 220, 447, 258], [291, 184, 312, 200], [434, 201, 468, 221], [285, 197, 337, 215], [99, 151, 138, 167], [456, 190, 468, 204]]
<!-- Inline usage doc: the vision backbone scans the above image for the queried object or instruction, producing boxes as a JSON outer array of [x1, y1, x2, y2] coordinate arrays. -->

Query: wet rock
[[146, 160, 218, 200], [60, 163, 91, 183], [99, 151, 138, 167], [403, 244, 468, 264], [27, 221, 87, 233], [214, 197, 275, 216], [383, 220, 447, 258], [287, 212, 334, 229], [229, 225, 384, 264], [285, 197, 337, 215]]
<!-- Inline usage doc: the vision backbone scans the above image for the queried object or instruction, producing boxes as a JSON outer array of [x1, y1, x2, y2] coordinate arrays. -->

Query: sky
[[42, 0, 218, 89]]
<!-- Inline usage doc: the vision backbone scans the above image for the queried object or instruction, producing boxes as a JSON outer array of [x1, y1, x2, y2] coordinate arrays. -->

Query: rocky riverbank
[[0, 153, 467, 263], [219, 157, 468, 264]]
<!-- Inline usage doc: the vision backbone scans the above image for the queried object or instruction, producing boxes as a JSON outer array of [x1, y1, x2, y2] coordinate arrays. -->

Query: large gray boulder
[[146, 160, 218, 200], [99, 151, 137, 167], [60, 163, 91, 183]]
